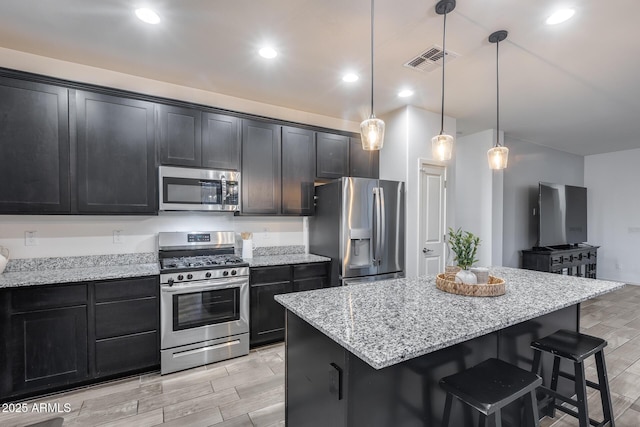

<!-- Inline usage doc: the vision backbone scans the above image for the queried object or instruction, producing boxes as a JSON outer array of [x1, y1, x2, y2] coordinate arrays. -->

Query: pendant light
[[360, 0, 385, 151], [487, 30, 509, 170], [431, 0, 456, 162]]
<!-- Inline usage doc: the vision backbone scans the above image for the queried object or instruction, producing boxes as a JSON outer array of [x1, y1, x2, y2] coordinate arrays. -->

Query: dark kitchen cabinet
[[241, 120, 282, 214], [0, 77, 70, 213], [158, 105, 240, 171], [349, 136, 379, 179], [316, 132, 349, 179], [93, 277, 159, 376], [250, 262, 329, 347], [202, 112, 241, 170], [0, 276, 159, 401], [158, 104, 201, 167], [281, 126, 315, 215], [74, 90, 156, 214]]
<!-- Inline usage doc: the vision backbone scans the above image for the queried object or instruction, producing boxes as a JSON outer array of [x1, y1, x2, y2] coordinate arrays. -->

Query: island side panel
[[286, 310, 348, 427]]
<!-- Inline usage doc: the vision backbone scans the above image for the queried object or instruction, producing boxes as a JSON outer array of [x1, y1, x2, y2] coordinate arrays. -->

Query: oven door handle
[[161, 278, 247, 294]]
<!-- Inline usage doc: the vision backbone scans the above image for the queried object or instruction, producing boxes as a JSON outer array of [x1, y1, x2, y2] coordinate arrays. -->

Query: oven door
[[159, 166, 240, 211], [160, 277, 249, 349]]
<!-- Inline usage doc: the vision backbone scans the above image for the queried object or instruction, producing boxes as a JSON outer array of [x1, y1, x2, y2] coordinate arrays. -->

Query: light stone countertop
[[275, 267, 625, 370], [245, 253, 331, 267], [0, 263, 160, 288]]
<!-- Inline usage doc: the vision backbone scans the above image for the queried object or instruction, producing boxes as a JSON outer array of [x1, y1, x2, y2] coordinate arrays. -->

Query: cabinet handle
[[329, 362, 343, 400]]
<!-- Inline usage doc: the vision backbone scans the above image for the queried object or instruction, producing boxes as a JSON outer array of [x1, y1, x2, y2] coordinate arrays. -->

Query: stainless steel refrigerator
[[309, 177, 405, 286]]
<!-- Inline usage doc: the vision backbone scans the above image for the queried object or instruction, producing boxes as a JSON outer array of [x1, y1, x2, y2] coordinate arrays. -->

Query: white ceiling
[[0, 0, 639, 156]]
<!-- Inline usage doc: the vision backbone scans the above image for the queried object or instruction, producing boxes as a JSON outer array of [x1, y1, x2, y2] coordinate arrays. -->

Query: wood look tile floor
[[2, 285, 640, 426]]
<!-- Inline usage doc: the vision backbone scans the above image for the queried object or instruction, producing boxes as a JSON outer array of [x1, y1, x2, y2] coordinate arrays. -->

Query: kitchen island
[[275, 267, 624, 426]]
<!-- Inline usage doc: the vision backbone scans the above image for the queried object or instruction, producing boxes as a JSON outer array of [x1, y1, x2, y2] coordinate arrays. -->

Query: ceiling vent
[[403, 45, 459, 72]]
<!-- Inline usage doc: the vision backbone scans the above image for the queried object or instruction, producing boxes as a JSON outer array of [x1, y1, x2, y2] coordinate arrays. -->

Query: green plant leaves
[[447, 227, 481, 270]]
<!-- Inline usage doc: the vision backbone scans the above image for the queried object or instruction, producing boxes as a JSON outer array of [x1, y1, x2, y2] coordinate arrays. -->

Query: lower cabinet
[[0, 276, 159, 401], [250, 262, 329, 347]]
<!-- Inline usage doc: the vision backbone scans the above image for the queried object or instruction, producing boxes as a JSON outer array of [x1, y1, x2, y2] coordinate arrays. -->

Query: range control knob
[[223, 271, 229, 277], [168, 278, 174, 287], [231, 269, 237, 276], [205, 272, 212, 278], [177, 274, 184, 281], [187, 273, 193, 280]]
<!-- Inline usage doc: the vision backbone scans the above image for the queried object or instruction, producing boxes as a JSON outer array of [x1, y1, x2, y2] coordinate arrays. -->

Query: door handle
[[423, 248, 433, 254]]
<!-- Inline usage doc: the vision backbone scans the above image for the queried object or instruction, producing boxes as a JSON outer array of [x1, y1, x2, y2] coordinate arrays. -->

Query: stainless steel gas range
[[158, 231, 249, 375]]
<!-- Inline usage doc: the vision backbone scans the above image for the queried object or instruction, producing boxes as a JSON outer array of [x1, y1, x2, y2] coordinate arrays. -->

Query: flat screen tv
[[538, 182, 587, 247]]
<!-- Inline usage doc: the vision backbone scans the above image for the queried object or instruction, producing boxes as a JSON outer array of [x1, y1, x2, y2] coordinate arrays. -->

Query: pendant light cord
[[496, 39, 501, 147], [370, 0, 375, 117], [439, 10, 448, 135]]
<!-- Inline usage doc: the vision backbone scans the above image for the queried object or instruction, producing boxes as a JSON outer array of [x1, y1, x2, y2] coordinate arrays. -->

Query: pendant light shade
[[360, 0, 385, 151], [488, 30, 509, 170], [432, 0, 456, 162]]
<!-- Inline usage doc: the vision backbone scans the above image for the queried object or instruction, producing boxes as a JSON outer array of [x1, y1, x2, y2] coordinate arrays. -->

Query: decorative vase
[[455, 269, 477, 285]]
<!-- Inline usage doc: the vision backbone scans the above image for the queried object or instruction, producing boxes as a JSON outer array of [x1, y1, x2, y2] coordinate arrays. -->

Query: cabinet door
[[294, 277, 326, 292], [250, 281, 291, 346], [316, 132, 349, 179], [282, 126, 315, 215], [349, 136, 379, 179], [158, 104, 201, 167], [241, 120, 281, 214], [75, 90, 156, 214], [202, 113, 241, 170], [0, 77, 70, 213], [10, 306, 88, 392]]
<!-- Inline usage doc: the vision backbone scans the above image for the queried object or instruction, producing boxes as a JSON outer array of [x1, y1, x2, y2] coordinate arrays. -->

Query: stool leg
[[478, 414, 486, 427], [595, 351, 615, 427], [531, 349, 542, 374], [526, 390, 540, 427], [548, 356, 561, 417], [574, 361, 589, 427], [442, 392, 453, 427], [494, 410, 502, 427]]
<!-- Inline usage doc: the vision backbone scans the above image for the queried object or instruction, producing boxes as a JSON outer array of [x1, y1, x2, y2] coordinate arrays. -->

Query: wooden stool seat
[[531, 329, 606, 362], [440, 358, 542, 427]]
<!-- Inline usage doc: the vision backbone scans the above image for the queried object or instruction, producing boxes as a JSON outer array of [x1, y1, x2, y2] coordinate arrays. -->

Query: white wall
[[380, 105, 456, 278], [585, 148, 640, 284], [0, 214, 304, 259], [502, 138, 584, 268], [455, 129, 503, 267]]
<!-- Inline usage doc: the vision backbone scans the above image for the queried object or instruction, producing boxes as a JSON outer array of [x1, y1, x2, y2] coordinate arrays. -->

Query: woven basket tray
[[435, 273, 506, 297]]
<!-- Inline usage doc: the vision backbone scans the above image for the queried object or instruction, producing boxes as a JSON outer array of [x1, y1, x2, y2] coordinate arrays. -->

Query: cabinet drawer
[[95, 331, 158, 376], [95, 298, 158, 339], [11, 284, 87, 312], [250, 265, 291, 284], [550, 255, 563, 266], [293, 263, 328, 280], [95, 276, 158, 302]]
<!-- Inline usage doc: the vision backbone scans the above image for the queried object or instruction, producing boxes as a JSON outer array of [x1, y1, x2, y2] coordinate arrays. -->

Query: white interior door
[[418, 163, 447, 276]]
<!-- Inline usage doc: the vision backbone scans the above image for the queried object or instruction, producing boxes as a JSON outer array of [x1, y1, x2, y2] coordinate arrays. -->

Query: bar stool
[[531, 329, 615, 427], [439, 358, 542, 427]]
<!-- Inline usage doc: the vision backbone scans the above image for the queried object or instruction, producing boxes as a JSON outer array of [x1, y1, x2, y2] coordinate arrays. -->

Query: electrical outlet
[[113, 230, 124, 244], [25, 231, 38, 246]]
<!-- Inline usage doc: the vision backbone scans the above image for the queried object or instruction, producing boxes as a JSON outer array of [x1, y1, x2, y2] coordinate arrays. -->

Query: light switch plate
[[25, 231, 38, 246], [113, 230, 124, 244]]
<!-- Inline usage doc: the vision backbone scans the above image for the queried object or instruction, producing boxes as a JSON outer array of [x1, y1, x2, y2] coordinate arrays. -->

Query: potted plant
[[447, 227, 481, 284]]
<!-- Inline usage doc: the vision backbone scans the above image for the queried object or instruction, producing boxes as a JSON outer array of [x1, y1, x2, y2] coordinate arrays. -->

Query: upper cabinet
[[241, 120, 282, 214], [282, 126, 315, 215], [74, 90, 157, 214], [158, 105, 240, 171], [315, 132, 349, 179], [349, 136, 379, 179], [0, 77, 70, 213]]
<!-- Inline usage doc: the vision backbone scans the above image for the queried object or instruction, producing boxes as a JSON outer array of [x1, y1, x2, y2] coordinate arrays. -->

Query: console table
[[522, 244, 598, 278]]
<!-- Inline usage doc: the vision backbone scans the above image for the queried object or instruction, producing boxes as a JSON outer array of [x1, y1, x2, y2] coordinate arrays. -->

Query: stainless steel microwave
[[159, 166, 240, 212]]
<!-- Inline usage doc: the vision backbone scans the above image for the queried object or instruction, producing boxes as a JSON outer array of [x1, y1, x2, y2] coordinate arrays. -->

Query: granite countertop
[[245, 253, 331, 267], [275, 267, 624, 370], [0, 263, 160, 288]]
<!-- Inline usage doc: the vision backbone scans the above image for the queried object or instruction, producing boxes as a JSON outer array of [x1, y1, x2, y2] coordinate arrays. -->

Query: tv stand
[[522, 244, 598, 279]]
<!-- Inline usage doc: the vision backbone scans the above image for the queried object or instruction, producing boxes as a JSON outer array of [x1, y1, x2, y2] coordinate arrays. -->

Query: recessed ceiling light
[[342, 73, 359, 83], [135, 8, 161, 24], [398, 89, 414, 98], [259, 47, 278, 59], [546, 9, 575, 25]]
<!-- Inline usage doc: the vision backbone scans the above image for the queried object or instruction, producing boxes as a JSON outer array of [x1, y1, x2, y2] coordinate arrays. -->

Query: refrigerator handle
[[379, 186, 386, 266], [372, 187, 382, 266]]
